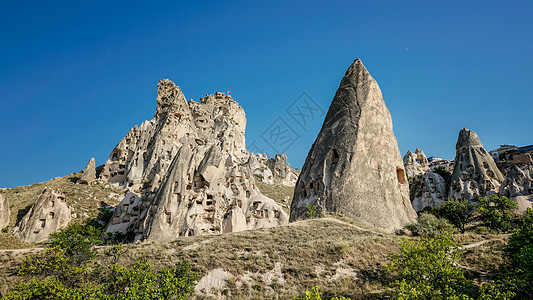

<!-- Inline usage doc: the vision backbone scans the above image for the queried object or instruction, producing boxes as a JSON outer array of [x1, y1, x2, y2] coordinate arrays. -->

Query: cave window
[[246, 190, 250, 198], [302, 188, 308, 197], [40, 219, 46, 228], [176, 193, 182, 202], [188, 230, 194, 236], [483, 162, 489, 169], [330, 149, 340, 164], [207, 194, 213, 200], [112, 152, 120, 161], [396, 167, 407, 184], [49, 212, 55, 219], [196, 199, 203, 205], [165, 211, 172, 224]]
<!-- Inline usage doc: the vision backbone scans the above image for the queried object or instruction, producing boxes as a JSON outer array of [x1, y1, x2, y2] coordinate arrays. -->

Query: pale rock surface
[[411, 170, 448, 211], [0, 194, 9, 230], [78, 157, 96, 184], [499, 164, 533, 212], [403, 148, 430, 178], [13, 187, 70, 243], [248, 153, 298, 186], [449, 128, 504, 201], [289, 59, 417, 232], [102, 80, 288, 240]]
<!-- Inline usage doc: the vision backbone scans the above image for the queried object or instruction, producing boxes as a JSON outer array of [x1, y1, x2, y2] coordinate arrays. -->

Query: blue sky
[[1, 0, 532, 188]]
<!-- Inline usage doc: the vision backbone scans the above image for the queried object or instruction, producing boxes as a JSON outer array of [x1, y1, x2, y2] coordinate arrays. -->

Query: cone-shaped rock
[[79, 158, 96, 184], [289, 59, 417, 232], [449, 128, 504, 200], [13, 187, 70, 243]]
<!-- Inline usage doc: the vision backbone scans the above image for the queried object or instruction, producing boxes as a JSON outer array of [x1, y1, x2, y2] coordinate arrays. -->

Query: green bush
[[46, 222, 103, 266], [405, 213, 454, 237], [387, 232, 472, 300], [432, 199, 475, 234], [477, 195, 518, 232], [293, 286, 350, 300]]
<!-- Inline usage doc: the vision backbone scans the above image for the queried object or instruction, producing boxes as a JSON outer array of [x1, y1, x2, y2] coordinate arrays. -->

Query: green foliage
[[477, 195, 518, 232], [432, 199, 475, 233], [404, 213, 454, 237], [293, 286, 350, 300], [387, 232, 472, 300], [477, 281, 516, 300], [5, 221, 199, 299], [306, 204, 317, 218], [433, 166, 451, 182], [501, 208, 533, 298], [1, 226, 9, 233], [46, 222, 103, 266]]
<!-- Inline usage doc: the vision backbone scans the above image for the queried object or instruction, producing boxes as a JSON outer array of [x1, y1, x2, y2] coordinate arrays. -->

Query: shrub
[[404, 213, 454, 237], [293, 286, 350, 300], [387, 232, 472, 299], [501, 208, 533, 298], [306, 204, 317, 218], [432, 199, 475, 233], [477, 195, 518, 232], [46, 222, 103, 266]]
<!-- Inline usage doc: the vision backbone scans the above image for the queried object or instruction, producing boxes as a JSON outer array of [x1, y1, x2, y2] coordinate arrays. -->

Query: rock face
[[499, 164, 533, 212], [449, 128, 504, 201], [411, 170, 448, 211], [103, 80, 288, 240], [0, 194, 9, 230], [403, 148, 430, 178], [13, 187, 70, 243], [289, 59, 417, 232], [79, 158, 96, 184]]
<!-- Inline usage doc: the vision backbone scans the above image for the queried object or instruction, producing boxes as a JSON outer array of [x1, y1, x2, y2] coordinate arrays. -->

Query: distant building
[[428, 156, 443, 162], [490, 144, 518, 160], [519, 144, 533, 152]]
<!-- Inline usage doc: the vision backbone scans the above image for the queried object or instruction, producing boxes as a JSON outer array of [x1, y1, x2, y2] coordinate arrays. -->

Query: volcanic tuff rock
[[289, 59, 417, 232], [449, 128, 504, 201], [411, 170, 447, 211], [499, 164, 533, 212], [13, 187, 70, 243], [78, 158, 96, 184], [0, 194, 9, 230], [403, 148, 430, 178], [103, 80, 288, 240], [248, 153, 298, 186]]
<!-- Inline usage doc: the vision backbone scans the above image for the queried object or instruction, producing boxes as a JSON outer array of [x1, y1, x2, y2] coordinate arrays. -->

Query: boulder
[[449, 128, 504, 201], [13, 187, 70, 243], [289, 59, 417, 232], [0, 194, 9, 230], [78, 157, 96, 184]]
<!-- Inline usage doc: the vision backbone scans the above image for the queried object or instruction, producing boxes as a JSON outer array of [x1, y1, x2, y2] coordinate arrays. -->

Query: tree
[[386, 232, 472, 300], [5, 221, 199, 299], [477, 195, 518, 232], [404, 213, 454, 237], [293, 286, 350, 300], [432, 199, 475, 233]]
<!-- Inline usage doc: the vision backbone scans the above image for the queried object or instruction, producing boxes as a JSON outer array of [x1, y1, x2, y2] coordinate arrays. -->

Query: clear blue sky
[[1, 1, 532, 188]]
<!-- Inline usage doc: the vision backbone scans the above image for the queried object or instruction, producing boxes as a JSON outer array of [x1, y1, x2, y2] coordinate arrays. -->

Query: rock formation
[[449, 128, 504, 201], [102, 80, 288, 240], [411, 170, 448, 211], [13, 187, 70, 243], [499, 164, 533, 212], [403, 148, 430, 178], [78, 158, 96, 184], [289, 59, 417, 232], [248, 153, 298, 185], [0, 194, 9, 230]]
